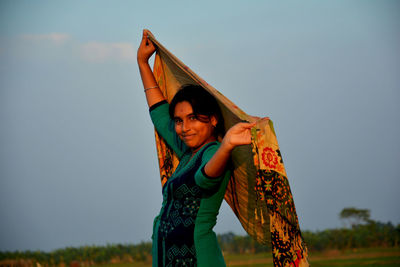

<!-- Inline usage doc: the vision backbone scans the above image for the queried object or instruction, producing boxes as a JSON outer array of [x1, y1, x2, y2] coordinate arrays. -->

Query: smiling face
[[174, 101, 217, 153]]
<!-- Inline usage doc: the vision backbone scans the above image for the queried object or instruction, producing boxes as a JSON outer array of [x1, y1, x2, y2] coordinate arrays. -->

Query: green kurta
[[150, 101, 230, 267]]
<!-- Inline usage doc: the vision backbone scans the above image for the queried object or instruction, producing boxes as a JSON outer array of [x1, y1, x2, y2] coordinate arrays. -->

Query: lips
[[183, 134, 195, 140]]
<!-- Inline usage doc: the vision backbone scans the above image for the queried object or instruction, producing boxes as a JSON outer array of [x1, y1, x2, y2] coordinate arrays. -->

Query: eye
[[174, 118, 183, 125], [188, 115, 197, 121]]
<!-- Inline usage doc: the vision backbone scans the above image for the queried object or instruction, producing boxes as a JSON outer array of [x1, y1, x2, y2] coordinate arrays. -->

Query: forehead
[[174, 101, 193, 117]]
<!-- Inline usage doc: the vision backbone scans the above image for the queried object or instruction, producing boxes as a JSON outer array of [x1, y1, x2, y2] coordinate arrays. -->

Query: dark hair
[[169, 84, 224, 136]]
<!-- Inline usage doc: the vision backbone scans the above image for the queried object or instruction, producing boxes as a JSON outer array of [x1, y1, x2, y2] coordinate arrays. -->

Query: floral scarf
[[147, 32, 309, 267]]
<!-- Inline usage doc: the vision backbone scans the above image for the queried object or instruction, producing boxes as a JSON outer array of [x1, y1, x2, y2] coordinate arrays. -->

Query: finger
[[143, 29, 151, 37], [239, 122, 256, 129], [147, 39, 155, 49], [142, 30, 152, 46], [144, 35, 155, 48], [140, 32, 148, 47]]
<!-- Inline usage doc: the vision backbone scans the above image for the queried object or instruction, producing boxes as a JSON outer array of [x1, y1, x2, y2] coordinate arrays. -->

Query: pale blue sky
[[1, 0, 399, 251]]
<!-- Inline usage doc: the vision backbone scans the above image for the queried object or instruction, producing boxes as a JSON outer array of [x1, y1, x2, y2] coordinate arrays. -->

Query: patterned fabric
[[147, 32, 309, 267], [157, 152, 203, 267]]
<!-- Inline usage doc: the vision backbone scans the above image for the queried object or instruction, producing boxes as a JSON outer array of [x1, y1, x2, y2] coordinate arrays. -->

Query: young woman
[[137, 29, 255, 267]]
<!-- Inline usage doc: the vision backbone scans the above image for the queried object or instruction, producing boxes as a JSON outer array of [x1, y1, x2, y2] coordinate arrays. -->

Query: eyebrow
[[173, 113, 196, 120]]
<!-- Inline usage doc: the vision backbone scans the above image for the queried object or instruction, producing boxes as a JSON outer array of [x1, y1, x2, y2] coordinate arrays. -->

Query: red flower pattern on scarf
[[262, 147, 278, 169]]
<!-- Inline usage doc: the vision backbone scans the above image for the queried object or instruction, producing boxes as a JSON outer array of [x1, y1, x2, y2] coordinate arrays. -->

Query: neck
[[191, 139, 216, 155]]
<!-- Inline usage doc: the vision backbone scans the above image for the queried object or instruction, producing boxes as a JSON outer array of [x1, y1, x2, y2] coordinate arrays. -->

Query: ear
[[210, 115, 218, 128]]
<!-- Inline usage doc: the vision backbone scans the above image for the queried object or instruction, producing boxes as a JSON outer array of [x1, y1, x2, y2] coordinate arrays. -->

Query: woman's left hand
[[222, 122, 256, 151], [204, 121, 257, 177]]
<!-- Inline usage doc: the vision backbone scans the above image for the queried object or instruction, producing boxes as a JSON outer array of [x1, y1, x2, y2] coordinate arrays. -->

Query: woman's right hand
[[137, 29, 156, 65]]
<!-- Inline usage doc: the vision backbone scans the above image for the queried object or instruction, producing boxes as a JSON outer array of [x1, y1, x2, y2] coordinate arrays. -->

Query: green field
[[93, 247, 400, 267]]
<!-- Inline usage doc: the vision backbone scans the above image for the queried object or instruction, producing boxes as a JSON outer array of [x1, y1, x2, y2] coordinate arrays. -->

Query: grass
[[94, 247, 400, 267], [309, 247, 400, 267]]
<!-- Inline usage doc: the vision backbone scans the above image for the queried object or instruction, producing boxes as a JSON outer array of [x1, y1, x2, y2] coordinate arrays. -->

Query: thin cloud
[[80, 42, 135, 63], [20, 33, 71, 45], [17, 33, 135, 63]]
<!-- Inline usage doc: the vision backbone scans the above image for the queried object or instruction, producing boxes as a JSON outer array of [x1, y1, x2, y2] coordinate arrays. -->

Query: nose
[[182, 120, 190, 133]]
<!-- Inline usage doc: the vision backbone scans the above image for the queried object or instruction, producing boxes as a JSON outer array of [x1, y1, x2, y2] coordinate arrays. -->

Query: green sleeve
[[194, 143, 227, 191], [149, 101, 187, 158]]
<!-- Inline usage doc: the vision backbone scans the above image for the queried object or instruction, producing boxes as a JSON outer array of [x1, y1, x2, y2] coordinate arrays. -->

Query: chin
[[186, 143, 198, 150]]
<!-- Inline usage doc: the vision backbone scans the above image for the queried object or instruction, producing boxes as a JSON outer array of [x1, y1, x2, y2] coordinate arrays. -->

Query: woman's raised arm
[[204, 122, 256, 178], [137, 29, 165, 107]]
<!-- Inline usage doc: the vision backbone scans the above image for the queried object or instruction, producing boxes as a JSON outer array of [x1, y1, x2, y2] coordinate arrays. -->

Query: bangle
[[144, 85, 159, 92]]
